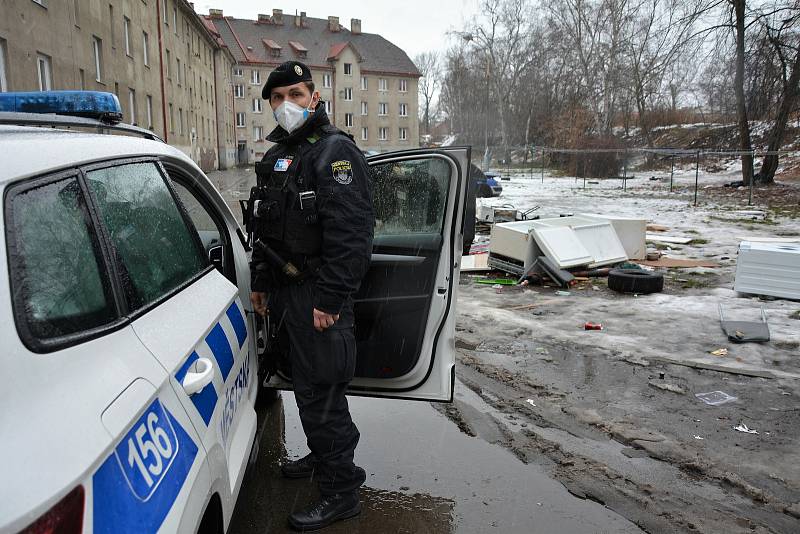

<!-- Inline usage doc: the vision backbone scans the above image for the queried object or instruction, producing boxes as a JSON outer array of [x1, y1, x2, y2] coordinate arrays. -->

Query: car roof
[[0, 125, 195, 185]]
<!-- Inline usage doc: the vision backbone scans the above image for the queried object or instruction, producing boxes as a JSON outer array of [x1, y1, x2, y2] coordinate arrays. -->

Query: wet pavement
[[229, 381, 641, 534]]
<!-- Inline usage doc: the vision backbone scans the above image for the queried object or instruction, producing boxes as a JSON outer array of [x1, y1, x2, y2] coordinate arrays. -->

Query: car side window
[[370, 157, 450, 236], [85, 162, 207, 310], [6, 177, 116, 345], [170, 181, 222, 253]]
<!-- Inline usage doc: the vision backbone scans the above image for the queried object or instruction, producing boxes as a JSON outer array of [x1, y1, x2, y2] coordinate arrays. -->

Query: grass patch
[[689, 238, 710, 245], [790, 310, 800, 320], [679, 278, 713, 289], [686, 229, 700, 235], [654, 242, 683, 250], [709, 215, 779, 226]]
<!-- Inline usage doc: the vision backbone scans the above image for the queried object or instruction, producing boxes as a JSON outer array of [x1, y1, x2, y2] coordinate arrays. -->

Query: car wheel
[[608, 268, 664, 294]]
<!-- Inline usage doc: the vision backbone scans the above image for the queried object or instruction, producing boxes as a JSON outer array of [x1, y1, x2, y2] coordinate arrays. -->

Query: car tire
[[608, 268, 664, 294]]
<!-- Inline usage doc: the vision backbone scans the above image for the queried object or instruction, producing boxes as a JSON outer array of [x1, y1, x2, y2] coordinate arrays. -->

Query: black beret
[[262, 61, 313, 99]]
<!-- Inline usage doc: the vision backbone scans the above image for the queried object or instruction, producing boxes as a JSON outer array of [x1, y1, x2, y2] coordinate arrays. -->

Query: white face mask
[[273, 100, 313, 133]]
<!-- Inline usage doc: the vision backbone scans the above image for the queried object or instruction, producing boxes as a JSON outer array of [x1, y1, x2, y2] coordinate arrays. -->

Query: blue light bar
[[0, 91, 123, 123]]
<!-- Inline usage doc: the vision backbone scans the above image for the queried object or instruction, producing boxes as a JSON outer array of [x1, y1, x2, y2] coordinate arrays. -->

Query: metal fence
[[478, 146, 794, 207]]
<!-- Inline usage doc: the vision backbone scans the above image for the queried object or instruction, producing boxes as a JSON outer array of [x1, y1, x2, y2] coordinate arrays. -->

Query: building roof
[[210, 15, 420, 77]]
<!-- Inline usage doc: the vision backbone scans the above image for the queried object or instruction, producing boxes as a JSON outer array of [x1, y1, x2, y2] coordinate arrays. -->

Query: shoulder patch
[[331, 160, 353, 185]]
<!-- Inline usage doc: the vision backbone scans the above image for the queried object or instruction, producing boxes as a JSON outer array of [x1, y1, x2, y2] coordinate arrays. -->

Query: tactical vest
[[247, 124, 349, 260]]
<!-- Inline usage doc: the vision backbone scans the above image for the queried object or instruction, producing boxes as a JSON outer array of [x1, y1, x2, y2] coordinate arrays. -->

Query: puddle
[[229, 387, 642, 533]]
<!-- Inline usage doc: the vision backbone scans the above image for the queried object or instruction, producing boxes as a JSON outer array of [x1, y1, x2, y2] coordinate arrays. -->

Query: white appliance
[[582, 214, 647, 260], [734, 241, 800, 300]]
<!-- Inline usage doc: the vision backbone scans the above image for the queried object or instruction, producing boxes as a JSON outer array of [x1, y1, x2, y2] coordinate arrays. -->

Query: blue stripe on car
[[206, 323, 234, 380], [175, 351, 218, 425], [92, 400, 198, 534], [226, 300, 247, 349]]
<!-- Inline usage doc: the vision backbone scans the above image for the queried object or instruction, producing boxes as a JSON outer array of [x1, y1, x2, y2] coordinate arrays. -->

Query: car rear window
[[85, 162, 207, 311], [6, 177, 117, 345]]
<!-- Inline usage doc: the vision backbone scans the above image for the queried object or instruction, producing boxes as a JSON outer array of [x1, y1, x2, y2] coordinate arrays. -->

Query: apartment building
[[0, 0, 236, 171], [205, 9, 421, 163]]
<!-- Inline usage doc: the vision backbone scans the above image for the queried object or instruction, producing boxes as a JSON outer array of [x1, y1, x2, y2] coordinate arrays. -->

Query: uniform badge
[[294, 65, 303, 76], [330, 160, 353, 185], [274, 158, 293, 172]]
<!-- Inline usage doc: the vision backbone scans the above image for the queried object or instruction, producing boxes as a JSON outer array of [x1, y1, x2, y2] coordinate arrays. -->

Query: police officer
[[248, 61, 373, 531]]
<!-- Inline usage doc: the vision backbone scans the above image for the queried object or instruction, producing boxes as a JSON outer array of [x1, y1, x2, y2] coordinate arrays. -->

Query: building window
[[399, 127, 408, 141], [361, 102, 367, 115], [378, 78, 387, 92], [233, 67, 242, 77], [79, 68, 85, 90], [165, 49, 171, 78], [378, 102, 388, 116], [253, 126, 263, 141], [142, 32, 149, 66], [92, 36, 103, 82], [361, 127, 368, 141], [0, 39, 8, 92], [234, 84, 243, 98], [250, 69, 260, 85], [360, 76, 367, 90], [343, 87, 352, 101], [36, 53, 52, 91], [379, 127, 388, 141], [322, 73, 331, 88], [128, 88, 136, 124], [173, 7, 178, 33], [399, 79, 408, 92], [178, 108, 184, 134], [324, 100, 332, 114], [252, 99, 262, 113], [162, 0, 168, 23], [145, 95, 153, 129], [31, 0, 46, 6], [73, 0, 80, 26], [123, 17, 131, 56], [168, 103, 174, 132], [399, 103, 408, 117], [109, 5, 115, 47], [345, 113, 353, 127], [236, 112, 245, 127], [343, 63, 352, 75], [176, 58, 183, 85]]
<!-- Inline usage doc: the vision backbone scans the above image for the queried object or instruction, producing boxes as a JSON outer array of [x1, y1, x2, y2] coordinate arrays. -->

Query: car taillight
[[20, 486, 84, 534]]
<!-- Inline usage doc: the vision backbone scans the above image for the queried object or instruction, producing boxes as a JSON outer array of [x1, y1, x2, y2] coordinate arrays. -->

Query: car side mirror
[[208, 244, 224, 273]]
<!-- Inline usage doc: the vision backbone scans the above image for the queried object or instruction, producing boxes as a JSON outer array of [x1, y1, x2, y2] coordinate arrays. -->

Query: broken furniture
[[718, 304, 770, 343], [734, 241, 800, 300]]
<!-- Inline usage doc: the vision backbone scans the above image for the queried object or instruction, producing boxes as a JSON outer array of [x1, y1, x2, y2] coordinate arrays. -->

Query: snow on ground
[[463, 168, 800, 379]]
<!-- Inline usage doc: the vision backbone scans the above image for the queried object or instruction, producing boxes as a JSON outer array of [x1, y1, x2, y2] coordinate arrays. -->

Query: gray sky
[[195, 0, 480, 59]]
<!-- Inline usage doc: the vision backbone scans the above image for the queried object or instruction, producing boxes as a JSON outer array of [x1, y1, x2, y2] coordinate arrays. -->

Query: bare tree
[[414, 51, 441, 137]]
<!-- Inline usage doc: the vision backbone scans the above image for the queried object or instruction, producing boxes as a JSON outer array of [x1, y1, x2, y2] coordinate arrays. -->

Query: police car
[[0, 91, 468, 533]]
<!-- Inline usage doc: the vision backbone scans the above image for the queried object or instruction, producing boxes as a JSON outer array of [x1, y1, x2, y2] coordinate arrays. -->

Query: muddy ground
[[212, 162, 800, 533], [452, 166, 800, 533]]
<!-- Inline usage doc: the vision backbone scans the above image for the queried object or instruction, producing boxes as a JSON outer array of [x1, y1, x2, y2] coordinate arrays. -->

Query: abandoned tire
[[608, 268, 663, 294]]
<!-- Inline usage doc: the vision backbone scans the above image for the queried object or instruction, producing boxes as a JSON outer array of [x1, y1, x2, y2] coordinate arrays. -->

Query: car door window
[[5, 176, 116, 347], [85, 162, 207, 310], [371, 157, 449, 236]]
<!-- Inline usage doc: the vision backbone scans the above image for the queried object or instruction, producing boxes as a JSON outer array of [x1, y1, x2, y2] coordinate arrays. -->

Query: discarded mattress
[[734, 241, 800, 300]]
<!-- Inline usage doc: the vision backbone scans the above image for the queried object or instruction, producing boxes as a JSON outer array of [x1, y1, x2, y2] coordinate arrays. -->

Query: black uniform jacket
[[250, 105, 374, 316]]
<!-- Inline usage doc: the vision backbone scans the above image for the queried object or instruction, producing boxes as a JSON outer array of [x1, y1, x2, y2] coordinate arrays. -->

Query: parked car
[[476, 169, 503, 197], [0, 92, 468, 534]]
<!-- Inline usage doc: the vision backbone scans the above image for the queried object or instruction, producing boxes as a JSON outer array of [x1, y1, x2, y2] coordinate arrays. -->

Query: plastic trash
[[584, 322, 603, 330], [525, 399, 536, 407], [733, 423, 758, 434], [695, 391, 738, 406], [555, 290, 571, 296]]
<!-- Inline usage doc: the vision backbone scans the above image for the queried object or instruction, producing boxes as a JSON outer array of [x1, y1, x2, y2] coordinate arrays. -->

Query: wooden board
[[645, 233, 693, 244], [461, 253, 491, 272], [635, 257, 718, 268]]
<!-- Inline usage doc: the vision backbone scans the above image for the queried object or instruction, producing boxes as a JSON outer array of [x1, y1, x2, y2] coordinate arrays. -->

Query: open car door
[[265, 147, 469, 401]]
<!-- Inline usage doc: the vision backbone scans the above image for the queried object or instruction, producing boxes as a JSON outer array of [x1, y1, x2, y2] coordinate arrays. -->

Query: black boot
[[281, 453, 318, 479], [287, 492, 361, 531]]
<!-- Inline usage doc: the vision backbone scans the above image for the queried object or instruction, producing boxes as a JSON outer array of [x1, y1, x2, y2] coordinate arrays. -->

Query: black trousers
[[270, 283, 366, 496]]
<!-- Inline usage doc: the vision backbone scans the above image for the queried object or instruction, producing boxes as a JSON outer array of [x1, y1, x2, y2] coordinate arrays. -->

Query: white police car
[[0, 92, 468, 533]]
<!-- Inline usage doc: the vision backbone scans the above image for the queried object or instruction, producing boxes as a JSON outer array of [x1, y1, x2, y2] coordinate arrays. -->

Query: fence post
[[540, 149, 545, 183], [622, 149, 627, 191], [669, 154, 675, 192], [694, 150, 700, 206], [748, 150, 755, 206], [529, 146, 534, 179]]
